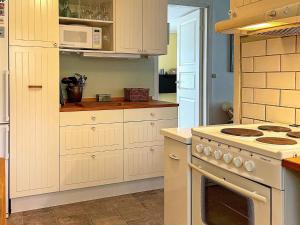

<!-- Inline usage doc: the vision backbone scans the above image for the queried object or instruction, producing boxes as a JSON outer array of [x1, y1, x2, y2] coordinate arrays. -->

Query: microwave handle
[[189, 163, 267, 203]]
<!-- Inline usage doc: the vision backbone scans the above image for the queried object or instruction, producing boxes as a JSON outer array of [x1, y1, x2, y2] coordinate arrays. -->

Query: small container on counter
[[96, 94, 112, 102], [124, 88, 150, 102]]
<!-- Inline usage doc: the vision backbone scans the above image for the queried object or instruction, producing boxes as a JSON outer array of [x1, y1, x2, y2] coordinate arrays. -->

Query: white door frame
[[154, 0, 211, 126]]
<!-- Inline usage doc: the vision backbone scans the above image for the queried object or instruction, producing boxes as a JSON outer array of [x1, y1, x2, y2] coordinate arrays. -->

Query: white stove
[[190, 123, 300, 225]]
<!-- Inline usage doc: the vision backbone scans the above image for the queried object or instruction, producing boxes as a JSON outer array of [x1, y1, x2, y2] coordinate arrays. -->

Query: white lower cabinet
[[124, 146, 164, 181], [60, 123, 123, 155], [60, 150, 123, 191], [124, 119, 178, 148]]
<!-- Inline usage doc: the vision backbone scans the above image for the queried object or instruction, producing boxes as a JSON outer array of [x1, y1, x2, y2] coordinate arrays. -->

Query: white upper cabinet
[[10, 46, 59, 198], [9, 0, 59, 47], [142, 0, 168, 55], [116, 0, 143, 54], [116, 0, 168, 55]]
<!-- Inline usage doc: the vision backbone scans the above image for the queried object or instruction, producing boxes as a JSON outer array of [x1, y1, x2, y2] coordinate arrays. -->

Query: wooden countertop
[[283, 157, 300, 173], [60, 100, 179, 112]]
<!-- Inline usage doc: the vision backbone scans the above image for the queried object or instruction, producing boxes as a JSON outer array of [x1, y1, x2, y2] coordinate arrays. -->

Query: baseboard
[[11, 177, 164, 213]]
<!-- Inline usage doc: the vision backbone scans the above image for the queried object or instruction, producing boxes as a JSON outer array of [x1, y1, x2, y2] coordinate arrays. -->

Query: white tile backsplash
[[241, 36, 300, 125]]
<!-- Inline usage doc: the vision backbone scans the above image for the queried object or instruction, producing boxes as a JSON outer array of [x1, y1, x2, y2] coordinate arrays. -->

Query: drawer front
[[124, 146, 164, 181], [124, 119, 177, 149], [60, 123, 123, 155], [60, 150, 124, 191], [60, 110, 124, 126], [124, 107, 178, 122]]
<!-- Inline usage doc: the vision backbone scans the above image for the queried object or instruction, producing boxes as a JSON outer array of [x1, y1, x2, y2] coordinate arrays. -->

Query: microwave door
[[59, 26, 93, 49]]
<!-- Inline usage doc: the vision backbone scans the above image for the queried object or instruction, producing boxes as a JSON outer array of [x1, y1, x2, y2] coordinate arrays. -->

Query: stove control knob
[[233, 156, 243, 168], [223, 153, 233, 164], [214, 149, 223, 160], [244, 160, 256, 172], [203, 146, 212, 156], [196, 144, 204, 153]]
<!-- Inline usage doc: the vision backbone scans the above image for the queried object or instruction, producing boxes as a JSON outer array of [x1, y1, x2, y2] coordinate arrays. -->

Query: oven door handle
[[189, 163, 267, 203]]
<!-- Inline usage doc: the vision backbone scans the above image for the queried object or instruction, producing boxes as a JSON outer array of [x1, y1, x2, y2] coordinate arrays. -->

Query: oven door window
[[202, 177, 254, 225]]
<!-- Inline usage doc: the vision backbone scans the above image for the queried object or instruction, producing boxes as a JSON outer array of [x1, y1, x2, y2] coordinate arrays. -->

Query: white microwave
[[59, 25, 102, 50]]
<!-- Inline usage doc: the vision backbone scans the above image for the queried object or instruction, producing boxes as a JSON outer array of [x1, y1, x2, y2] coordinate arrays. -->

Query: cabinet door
[[10, 46, 59, 198], [60, 123, 123, 155], [9, 0, 59, 47], [124, 146, 164, 181], [116, 0, 143, 53], [124, 119, 178, 149], [142, 0, 168, 55], [60, 150, 123, 191]]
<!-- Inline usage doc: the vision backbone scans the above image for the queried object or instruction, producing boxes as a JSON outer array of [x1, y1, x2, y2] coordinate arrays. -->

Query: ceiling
[[168, 5, 199, 33]]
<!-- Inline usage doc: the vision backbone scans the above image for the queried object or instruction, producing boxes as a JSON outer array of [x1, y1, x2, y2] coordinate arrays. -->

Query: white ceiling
[[168, 5, 199, 33]]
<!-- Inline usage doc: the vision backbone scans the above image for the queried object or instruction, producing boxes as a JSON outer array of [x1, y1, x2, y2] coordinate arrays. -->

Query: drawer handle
[[28, 85, 43, 89], [150, 113, 155, 117], [91, 116, 96, 121], [150, 148, 155, 152], [150, 122, 155, 126], [91, 155, 96, 159], [169, 154, 180, 160], [91, 127, 96, 131]]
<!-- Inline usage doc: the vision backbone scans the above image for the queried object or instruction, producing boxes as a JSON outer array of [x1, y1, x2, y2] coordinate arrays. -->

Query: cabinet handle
[[150, 148, 155, 152], [91, 116, 96, 121], [28, 85, 43, 89], [91, 155, 96, 159], [150, 122, 155, 126], [150, 113, 155, 117], [169, 154, 180, 161], [53, 43, 58, 47], [91, 127, 96, 131]]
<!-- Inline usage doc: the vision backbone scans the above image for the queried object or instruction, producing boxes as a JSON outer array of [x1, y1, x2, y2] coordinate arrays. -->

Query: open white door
[[177, 9, 201, 128]]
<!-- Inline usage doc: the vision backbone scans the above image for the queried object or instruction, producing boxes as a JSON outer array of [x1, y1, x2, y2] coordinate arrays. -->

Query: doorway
[[158, 4, 206, 128]]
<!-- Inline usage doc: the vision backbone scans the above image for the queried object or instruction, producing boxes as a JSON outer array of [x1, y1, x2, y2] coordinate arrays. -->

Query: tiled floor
[[7, 189, 164, 225]]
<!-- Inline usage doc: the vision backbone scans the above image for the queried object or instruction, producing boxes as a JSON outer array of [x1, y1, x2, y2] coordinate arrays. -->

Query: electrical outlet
[[212, 74, 217, 79]]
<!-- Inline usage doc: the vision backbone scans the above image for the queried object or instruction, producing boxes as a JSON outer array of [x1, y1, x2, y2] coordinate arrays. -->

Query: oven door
[[190, 158, 271, 225], [59, 25, 93, 49]]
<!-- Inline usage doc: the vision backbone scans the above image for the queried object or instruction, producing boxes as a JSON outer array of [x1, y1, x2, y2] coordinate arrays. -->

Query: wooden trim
[[233, 34, 241, 124], [283, 157, 300, 173]]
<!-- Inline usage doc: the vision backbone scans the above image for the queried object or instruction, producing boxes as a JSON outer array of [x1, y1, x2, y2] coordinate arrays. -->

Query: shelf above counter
[[59, 17, 114, 27]]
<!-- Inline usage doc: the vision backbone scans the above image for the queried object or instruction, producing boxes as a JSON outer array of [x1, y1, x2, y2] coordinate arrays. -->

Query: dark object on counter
[[62, 73, 87, 103], [67, 85, 83, 103], [124, 88, 150, 102], [96, 94, 112, 102], [159, 74, 177, 93]]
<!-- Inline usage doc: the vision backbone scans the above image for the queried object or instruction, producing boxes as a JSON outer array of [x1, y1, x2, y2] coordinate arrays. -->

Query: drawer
[[60, 150, 124, 191], [60, 123, 123, 155], [124, 119, 177, 149], [124, 107, 177, 122], [60, 110, 123, 126], [124, 146, 164, 181]]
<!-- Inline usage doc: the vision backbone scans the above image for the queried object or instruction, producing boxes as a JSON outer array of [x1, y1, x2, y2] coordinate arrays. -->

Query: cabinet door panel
[[60, 123, 124, 155], [9, 0, 59, 47], [142, 0, 168, 54], [10, 47, 59, 198], [124, 146, 164, 181], [116, 0, 143, 53], [60, 150, 123, 191], [124, 119, 178, 148]]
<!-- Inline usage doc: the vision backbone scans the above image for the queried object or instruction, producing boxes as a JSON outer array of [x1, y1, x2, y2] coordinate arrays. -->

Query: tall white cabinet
[[10, 47, 59, 198], [116, 0, 168, 55], [9, 0, 59, 198]]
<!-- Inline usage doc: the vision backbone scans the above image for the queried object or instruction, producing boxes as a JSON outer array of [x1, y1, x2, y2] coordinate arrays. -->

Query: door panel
[[60, 150, 123, 191], [60, 123, 123, 155], [124, 146, 164, 181], [116, 0, 143, 53], [142, 0, 168, 54], [10, 46, 59, 198], [124, 119, 178, 149], [177, 10, 201, 128], [9, 0, 59, 47]]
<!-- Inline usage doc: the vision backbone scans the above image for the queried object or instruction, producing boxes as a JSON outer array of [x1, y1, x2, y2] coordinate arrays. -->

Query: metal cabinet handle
[[91, 155, 96, 159], [28, 85, 43, 89], [189, 163, 267, 203], [150, 122, 155, 126], [150, 113, 155, 117], [169, 154, 180, 161], [91, 116, 96, 121], [150, 148, 155, 152], [53, 43, 58, 47], [91, 127, 96, 131]]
